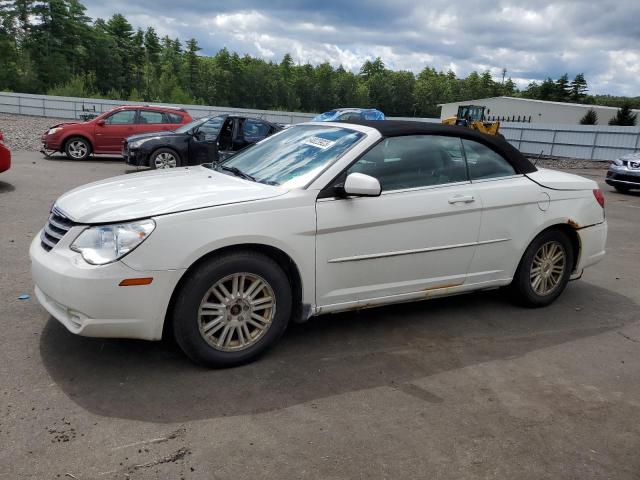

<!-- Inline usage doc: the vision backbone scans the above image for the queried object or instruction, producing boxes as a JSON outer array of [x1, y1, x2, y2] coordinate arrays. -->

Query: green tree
[[554, 73, 570, 102], [105, 13, 134, 95], [570, 73, 588, 103], [579, 108, 598, 125], [502, 78, 517, 96], [184, 38, 201, 98], [538, 78, 556, 100], [608, 104, 637, 126]]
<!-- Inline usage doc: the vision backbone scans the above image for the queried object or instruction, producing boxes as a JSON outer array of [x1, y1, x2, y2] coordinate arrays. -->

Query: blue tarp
[[313, 108, 385, 122]]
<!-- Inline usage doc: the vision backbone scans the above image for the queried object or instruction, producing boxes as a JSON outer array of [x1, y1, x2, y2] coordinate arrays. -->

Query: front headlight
[[70, 219, 155, 265], [612, 159, 624, 167], [47, 127, 62, 135], [128, 139, 148, 149]]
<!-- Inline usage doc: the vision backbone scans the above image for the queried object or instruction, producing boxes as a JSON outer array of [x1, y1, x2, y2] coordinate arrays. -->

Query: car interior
[[349, 137, 468, 191]]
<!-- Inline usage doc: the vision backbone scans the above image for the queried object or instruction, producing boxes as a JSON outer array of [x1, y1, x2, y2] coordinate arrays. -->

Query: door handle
[[448, 195, 475, 204]]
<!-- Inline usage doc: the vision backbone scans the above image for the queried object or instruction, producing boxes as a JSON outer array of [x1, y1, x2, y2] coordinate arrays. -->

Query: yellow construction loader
[[442, 105, 501, 136]]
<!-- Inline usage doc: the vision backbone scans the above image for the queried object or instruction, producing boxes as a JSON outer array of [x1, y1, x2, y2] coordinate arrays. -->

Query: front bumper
[[41, 133, 63, 152], [30, 233, 184, 341], [123, 147, 149, 167], [606, 168, 640, 189]]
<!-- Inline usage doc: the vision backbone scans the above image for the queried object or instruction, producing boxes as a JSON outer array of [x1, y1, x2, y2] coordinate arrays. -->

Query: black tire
[[510, 229, 574, 308], [64, 137, 91, 160], [614, 185, 630, 194], [172, 251, 292, 367], [149, 148, 181, 169]]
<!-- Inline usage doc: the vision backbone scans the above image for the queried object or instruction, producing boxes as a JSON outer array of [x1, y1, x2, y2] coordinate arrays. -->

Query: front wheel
[[64, 137, 91, 160], [510, 229, 574, 307], [172, 251, 292, 367], [150, 148, 180, 169], [614, 185, 630, 194]]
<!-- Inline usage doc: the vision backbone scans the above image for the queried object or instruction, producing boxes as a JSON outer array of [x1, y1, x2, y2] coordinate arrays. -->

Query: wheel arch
[[521, 222, 582, 274], [150, 146, 181, 164], [62, 134, 93, 152], [162, 243, 305, 340]]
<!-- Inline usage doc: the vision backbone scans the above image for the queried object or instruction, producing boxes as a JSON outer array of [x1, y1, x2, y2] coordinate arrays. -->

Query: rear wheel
[[150, 148, 180, 169], [64, 137, 91, 160], [510, 229, 573, 307], [172, 251, 292, 367]]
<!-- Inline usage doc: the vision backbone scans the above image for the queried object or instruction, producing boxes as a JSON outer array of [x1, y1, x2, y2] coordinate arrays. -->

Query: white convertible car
[[31, 121, 607, 366]]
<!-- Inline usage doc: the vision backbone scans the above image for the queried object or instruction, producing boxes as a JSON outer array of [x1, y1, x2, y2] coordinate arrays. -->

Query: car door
[[315, 134, 483, 308], [189, 117, 225, 164], [94, 109, 137, 153], [234, 119, 272, 151], [461, 138, 543, 284]]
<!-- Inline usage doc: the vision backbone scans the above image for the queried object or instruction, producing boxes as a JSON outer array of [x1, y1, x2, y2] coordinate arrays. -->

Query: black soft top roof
[[339, 119, 537, 174]]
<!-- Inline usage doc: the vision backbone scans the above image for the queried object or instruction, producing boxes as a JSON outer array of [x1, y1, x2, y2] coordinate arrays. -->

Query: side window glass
[[166, 113, 183, 123], [347, 135, 468, 191], [197, 117, 224, 141], [105, 110, 136, 125], [138, 110, 164, 124], [338, 112, 362, 121], [462, 139, 516, 180], [242, 120, 270, 142]]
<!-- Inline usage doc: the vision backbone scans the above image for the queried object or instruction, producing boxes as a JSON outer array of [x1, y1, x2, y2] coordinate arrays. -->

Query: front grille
[[608, 172, 640, 183], [41, 207, 77, 252]]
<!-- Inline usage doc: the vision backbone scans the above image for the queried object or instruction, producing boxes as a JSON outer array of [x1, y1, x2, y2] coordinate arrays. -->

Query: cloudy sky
[[82, 0, 640, 96]]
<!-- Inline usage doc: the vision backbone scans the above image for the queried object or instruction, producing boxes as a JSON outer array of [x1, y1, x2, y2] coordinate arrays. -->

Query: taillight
[[593, 189, 605, 209]]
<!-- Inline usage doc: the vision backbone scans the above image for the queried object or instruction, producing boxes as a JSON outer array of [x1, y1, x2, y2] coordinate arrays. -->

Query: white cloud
[[82, 0, 640, 96]]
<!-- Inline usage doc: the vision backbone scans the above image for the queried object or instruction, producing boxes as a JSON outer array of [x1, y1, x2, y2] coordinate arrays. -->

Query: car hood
[[48, 121, 83, 130], [55, 166, 287, 223], [126, 131, 184, 142]]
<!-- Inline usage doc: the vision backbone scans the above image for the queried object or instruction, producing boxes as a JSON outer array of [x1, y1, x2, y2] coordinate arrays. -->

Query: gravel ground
[[0, 113, 614, 170], [0, 113, 67, 151]]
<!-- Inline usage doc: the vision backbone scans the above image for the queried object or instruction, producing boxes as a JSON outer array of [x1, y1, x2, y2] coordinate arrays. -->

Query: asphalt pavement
[[1, 151, 639, 479]]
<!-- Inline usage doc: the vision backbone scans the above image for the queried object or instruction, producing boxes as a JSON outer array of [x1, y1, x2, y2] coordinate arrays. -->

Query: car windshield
[[174, 117, 213, 134], [218, 124, 365, 188]]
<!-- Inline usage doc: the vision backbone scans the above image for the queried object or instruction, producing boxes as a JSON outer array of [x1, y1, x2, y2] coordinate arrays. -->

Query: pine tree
[[579, 108, 598, 125], [609, 104, 638, 126], [570, 73, 588, 103], [554, 74, 570, 102], [184, 38, 201, 98], [539, 78, 556, 100]]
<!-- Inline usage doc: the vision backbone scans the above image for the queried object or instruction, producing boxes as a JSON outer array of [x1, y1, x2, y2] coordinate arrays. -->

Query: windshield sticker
[[303, 136, 335, 150]]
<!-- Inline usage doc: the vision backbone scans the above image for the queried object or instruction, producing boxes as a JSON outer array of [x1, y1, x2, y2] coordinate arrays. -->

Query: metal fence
[[1, 91, 638, 161], [499, 122, 639, 161], [0, 91, 317, 124]]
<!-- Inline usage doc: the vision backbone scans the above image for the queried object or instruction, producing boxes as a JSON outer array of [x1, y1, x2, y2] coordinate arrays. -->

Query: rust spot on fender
[[567, 219, 580, 229]]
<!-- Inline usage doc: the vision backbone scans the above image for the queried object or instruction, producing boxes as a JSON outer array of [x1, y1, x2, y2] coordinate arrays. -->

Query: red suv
[[41, 105, 193, 160]]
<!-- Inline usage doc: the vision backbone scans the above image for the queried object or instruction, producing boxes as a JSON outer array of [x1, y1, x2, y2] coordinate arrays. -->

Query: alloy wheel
[[154, 152, 177, 169], [68, 140, 88, 159], [529, 240, 566, 296], [198, 273, 276, 352]]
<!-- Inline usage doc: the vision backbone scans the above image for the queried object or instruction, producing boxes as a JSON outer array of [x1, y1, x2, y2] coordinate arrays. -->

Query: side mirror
[[343, 173, 381, 197], [96, 119, 105, 126]]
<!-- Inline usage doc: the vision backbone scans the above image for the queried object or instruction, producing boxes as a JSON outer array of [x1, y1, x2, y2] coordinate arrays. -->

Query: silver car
[[606, 152, 640, 193]]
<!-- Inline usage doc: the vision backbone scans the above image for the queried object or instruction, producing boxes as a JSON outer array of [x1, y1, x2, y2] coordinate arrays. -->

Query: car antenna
[[533, 150, 543, 166]]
